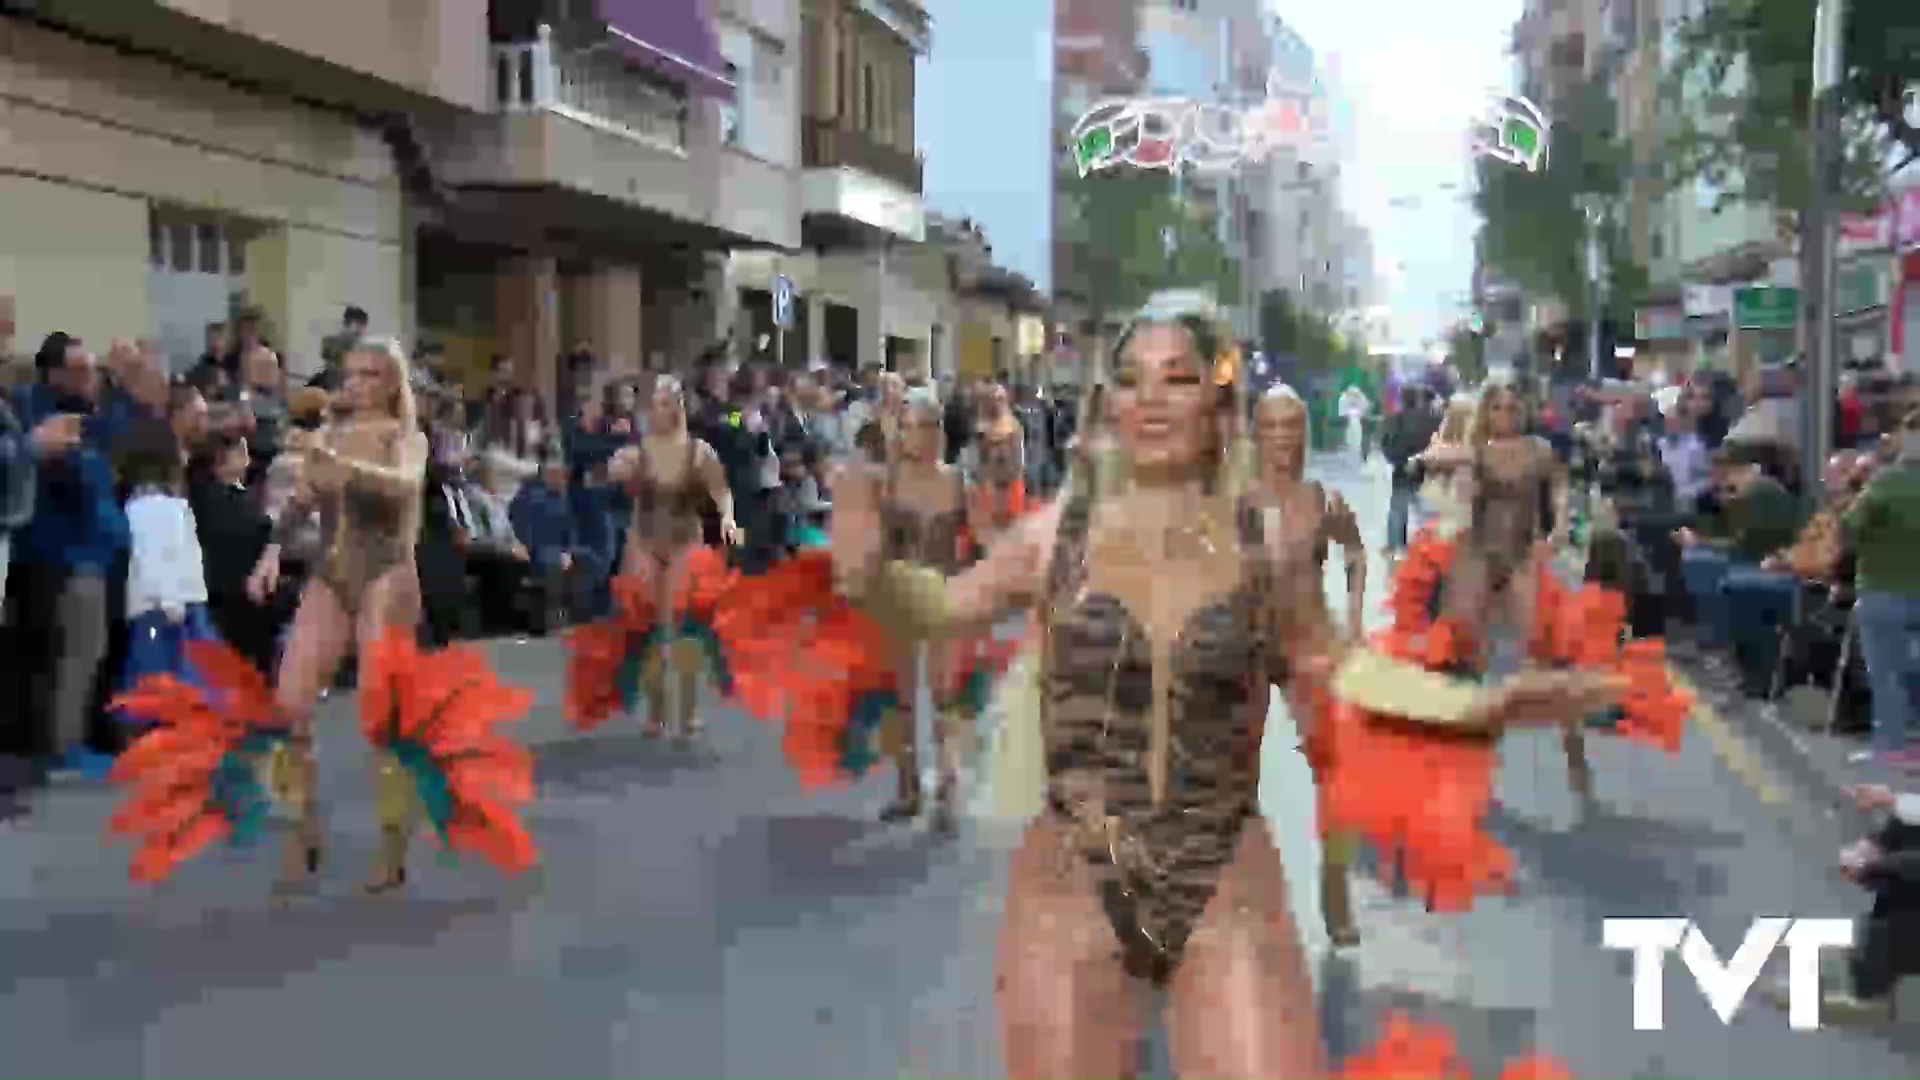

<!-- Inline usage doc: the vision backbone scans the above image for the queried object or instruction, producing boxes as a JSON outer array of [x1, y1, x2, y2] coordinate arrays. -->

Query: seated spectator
[[509, 455, 589, 634], [1676, 444, 1805, 695], [460, 459, 530, 635], [1843, 415, 1920, 768], [1762, 452, 1865, 586]]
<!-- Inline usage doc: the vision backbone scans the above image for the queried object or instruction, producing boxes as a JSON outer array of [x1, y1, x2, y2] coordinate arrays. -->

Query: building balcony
[[495, 29, 692, 156], [798, 118, 925, 244], [801, 119, 923, 194]]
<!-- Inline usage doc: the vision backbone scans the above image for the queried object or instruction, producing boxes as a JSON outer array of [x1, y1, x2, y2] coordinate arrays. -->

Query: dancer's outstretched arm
[[831, 461, 1061, 641]]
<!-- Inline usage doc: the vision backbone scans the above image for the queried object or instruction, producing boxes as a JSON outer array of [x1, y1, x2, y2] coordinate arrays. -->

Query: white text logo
[[1601, 917, 1853, 1031]]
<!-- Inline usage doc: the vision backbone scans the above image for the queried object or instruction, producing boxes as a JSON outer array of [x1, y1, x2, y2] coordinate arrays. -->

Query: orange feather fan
[[357, 631, 537, 876], [1316, 526, 1690, 912], [708, 551, 903, 786], [562, 547, 736, 732], [1338, 1013, 1571, 1079], [105, 639, 286, 883]]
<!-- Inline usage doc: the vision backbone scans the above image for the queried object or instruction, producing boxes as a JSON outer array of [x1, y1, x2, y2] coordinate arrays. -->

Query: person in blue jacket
[[4, 333, 130, 781]]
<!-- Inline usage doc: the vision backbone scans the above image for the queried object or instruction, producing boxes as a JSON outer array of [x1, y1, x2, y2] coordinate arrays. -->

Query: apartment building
[[721, 0, 934, 375], [0, 0, 820, 400], [0, 0, 478, 370], [1049, 0, 1146, 370]]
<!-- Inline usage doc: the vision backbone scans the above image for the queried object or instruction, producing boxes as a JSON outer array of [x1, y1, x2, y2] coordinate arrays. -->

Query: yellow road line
[[1669, 666, 1790, 810]]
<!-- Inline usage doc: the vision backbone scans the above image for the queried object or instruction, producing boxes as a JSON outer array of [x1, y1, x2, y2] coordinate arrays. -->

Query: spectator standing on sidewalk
[[1761, 782, 1920, 1021], [1843, 414, 1920, 767], [1379, 384, 1437, 560], [5, 334, 130, 780], [187, 429, 283, 675]]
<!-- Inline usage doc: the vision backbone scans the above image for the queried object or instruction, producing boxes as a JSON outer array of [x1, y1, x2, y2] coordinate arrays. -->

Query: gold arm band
[[1331, 647, 1490, 732], [861, 560, 949, 643]]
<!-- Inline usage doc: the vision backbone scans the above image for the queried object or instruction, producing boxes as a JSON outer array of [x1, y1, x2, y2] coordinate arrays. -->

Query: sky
[[1271, 0, 1523, 344], [913, 0, 1055, 293], [913, 0, 1522, 346]]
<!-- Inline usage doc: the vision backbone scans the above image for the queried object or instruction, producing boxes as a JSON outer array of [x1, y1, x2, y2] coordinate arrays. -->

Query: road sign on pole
[[772, 274, 795, 331]]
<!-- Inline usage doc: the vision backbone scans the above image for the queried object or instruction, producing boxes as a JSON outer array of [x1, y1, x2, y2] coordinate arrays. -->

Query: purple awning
[[599, 0, 736, 100]]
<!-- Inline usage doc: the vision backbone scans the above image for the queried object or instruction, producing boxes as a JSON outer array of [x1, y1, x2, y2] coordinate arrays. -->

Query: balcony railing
[[801, 118, 923, 193], [492, 25, 688, 154]]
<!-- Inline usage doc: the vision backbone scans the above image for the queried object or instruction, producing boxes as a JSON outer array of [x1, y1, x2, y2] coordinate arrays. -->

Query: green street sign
[[1733, 286, 1798, 330]]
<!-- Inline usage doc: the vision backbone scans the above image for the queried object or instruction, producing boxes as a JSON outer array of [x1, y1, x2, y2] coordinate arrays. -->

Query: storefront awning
[[599, 0, 735, 100]]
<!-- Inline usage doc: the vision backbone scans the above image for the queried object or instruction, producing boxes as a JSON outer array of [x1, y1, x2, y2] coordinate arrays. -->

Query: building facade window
[[862, 62, 875, 132]]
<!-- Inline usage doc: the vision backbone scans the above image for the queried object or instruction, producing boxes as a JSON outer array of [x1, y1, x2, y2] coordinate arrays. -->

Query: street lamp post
[[1800, 0, 1846, 508], [1581, 195, 1608, 381]]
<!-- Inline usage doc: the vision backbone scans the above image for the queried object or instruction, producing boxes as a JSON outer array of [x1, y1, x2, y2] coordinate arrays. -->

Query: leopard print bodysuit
[[1039, 488, 1275, 983]]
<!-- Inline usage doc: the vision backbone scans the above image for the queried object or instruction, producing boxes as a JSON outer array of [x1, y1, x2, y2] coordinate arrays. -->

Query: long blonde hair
[[1470, 383, 1523, 445], [1435, 393, 1477, 446], [351, 335, 418, 432]]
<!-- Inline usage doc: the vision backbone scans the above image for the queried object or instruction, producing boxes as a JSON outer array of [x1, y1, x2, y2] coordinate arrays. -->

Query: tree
[[1056, 168, 1242, 323], [1475, 75, 1644, 321], [1256, 287, 1340, 374], [1665, 0, 1920, 213], [1445, 324, 1488, 384]]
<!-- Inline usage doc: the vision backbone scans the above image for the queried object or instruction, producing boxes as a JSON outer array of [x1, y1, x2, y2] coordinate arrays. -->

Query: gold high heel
[[365, 750, 414, 894], [269, 735, 321, 901], [363, 823, 410, 895]]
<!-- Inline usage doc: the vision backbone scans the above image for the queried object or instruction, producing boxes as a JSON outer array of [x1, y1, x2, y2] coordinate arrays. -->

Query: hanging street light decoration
[[1471, 93, 1550, 172], [1068, 77, 1323, 178]]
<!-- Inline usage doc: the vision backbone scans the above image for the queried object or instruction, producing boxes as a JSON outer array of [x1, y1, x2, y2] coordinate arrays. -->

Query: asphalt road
[[0, 450, 1911, 1078]]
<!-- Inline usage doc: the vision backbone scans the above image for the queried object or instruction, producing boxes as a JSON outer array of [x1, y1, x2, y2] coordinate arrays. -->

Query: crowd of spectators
[[0, 303, 1077, 810]]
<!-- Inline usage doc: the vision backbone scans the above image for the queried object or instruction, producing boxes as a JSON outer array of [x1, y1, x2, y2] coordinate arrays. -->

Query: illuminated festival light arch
[[1471, 93, 1550, 172]]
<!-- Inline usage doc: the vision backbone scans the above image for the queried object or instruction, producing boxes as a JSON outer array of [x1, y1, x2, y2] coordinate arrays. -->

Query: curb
[[1677, 662, 1879, 847]]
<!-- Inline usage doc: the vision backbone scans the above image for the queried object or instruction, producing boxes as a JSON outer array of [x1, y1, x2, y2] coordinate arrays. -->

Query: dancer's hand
[[306, 446, 346, 493], [720, 515, 744, 545], [1464, 670, 1626, 735], [246, 546, 281, 603], [829, 462, 885, 597]]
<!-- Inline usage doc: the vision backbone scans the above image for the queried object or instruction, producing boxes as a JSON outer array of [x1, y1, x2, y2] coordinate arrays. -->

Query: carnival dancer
[[1414, 383, 1600, 802], [853, 370, 907, 463], [566, 375, 738, 742], [1249, 384, 1367, 951], [873, 386, 974, 832], [1414, 393, 1480, 538], [715, 291, 1633, 1077], [968, 381, 1028, 541], [106, 338, 536, 893]]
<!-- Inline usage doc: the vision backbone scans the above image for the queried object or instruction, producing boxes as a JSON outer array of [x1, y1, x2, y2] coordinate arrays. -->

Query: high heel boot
[[365, 749, 413, 894], [1322, 834, 1361, 948], [272, 733, 322, 900]]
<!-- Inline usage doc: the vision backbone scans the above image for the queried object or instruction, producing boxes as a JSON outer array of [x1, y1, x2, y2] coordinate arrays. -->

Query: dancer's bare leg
[[356, 566, 422, 892], [271, 581, 354, 895], [667, 546, 704, 742], [1165, 821, 1328, 1079], [997, 819, 1147, 1079], [878, 649, 923, 822], [1444, 549, 1496, 675], [925, 649, 964, 834]]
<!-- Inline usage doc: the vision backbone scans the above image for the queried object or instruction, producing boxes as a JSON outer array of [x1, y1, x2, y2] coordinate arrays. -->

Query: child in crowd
[[119, 421, 214, 721]]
